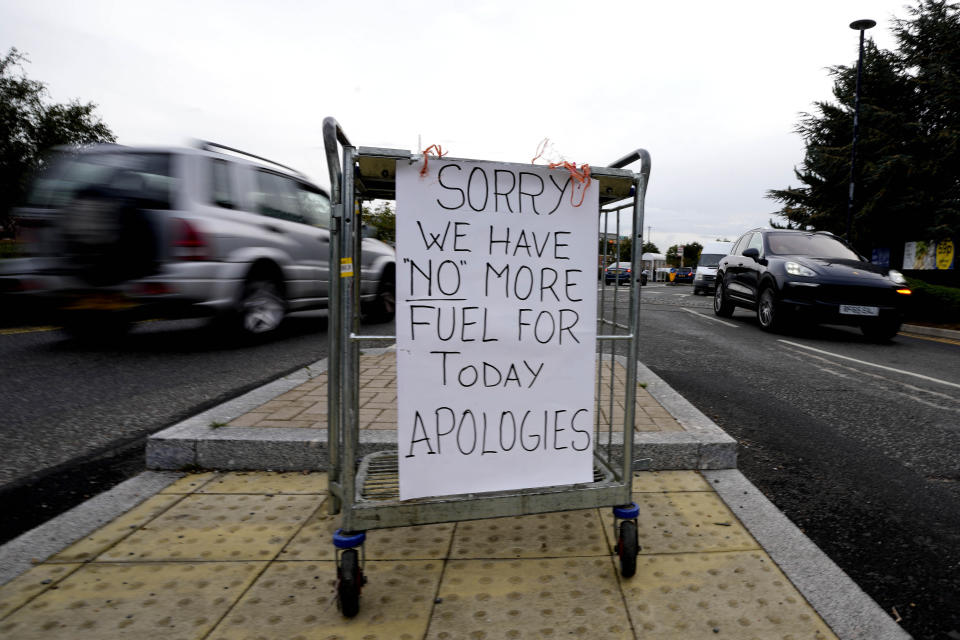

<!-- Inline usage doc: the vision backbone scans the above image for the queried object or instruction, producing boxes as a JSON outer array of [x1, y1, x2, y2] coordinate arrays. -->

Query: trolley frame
[[323, 117, 650, 534]]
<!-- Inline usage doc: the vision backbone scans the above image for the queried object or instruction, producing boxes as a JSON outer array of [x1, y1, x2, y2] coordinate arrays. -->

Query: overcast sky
[[2, 0, 912, 252]]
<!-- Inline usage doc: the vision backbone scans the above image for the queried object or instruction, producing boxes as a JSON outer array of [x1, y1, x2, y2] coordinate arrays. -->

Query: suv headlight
[[888, 269, 907, 285], [785, 261, 816, 277]]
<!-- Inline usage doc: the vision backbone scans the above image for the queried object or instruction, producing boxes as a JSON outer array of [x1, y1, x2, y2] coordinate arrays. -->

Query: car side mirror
[[742, 247, 760, 261]]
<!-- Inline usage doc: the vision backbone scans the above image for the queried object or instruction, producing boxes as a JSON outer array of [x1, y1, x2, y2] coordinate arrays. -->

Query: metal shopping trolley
[[322, 117, 651, 617]]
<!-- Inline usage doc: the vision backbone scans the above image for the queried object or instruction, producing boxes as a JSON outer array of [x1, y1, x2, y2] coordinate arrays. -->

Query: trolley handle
[[323, 117, 353, 205], [608, 149, 651, 176]]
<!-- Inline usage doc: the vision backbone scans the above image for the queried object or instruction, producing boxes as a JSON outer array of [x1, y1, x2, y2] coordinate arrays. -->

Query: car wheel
[[240, 278, 285, 336], [713, 278, 734, 317], [757, 287, 785, 332], [364, 268, 396, 323], [861, 320, 901, 342]]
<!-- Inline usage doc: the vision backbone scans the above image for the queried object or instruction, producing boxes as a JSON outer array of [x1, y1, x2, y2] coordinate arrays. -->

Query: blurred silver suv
[[2, 142, 395, 337]]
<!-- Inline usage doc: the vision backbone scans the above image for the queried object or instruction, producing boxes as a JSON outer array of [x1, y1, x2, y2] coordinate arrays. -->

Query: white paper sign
[[395, 157, 598, 500]]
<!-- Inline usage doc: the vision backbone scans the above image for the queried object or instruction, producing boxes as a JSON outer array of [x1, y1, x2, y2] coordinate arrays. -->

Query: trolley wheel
[[617, 520, 639, 578], [337, 549, 363, 617]]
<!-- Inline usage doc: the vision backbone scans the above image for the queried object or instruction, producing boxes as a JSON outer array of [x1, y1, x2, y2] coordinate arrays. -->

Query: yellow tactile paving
[[450, 510, 609, 559], [620, 551, 838, 640], [98, 494, 322, 562], [159, 472, 218, 494], [601, 492, 759, 555], [0, 562, 264, 640], [48, 494, 184, 563], [212, 560, 442, 640], [632, 470, 713, 493], [0, 563, 82, 620], [428, 557, 633, 639], [197, 471, 328, 495], [0, 471, 844, 640], [280, 509, 455, 561]]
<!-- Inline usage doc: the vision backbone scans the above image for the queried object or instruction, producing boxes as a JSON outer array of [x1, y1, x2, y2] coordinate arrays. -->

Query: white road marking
[[681, 308, 738, 327], [779, 339, 960, 390]]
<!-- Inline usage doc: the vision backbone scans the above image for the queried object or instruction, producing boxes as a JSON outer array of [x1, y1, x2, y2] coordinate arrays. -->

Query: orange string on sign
[[548, 160, 592, 207], [419, 144, 448, 177]]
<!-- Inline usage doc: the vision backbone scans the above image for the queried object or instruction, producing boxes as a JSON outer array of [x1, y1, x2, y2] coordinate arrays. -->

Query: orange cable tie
[[419, 143, 448, 177], [548, 160, 592, 207]]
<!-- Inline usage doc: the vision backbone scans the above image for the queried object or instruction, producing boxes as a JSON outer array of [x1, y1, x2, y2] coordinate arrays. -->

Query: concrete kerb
[[705, 469, 911, 640], [146, 357, 330, 470], [0, 471, 182, 586], [147, 347, 737, 473], [901, 323, 960, 340]]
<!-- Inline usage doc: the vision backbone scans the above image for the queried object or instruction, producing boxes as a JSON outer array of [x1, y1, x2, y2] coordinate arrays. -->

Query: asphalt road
[[628, 282, 960, 640], [0, 313, 391, 491]]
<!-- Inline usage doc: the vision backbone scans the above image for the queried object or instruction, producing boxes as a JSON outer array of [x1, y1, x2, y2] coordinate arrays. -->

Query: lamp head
[[849, 19, 877, 31]]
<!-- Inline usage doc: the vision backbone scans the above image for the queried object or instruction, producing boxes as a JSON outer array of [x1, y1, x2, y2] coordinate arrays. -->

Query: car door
[[739, 232, 765, 305], [723, 233, 752, 301], [294, 183, 332, 303], [253, 170, 328, 302]]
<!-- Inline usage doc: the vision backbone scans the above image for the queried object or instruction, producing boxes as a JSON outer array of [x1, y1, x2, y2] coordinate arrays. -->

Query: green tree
[[641, 242, 659, 254], [1, 48, 115, 236], [767, 1, 960, 262], [665, 242, 703, 267], [362, 201, 395, 244]]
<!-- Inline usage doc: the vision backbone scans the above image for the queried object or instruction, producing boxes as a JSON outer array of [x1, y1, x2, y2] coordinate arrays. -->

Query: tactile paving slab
[[632, 470, 713, 493], [196, 471, 328, 495], [280, 509, 455, 561], [160, 472, 217, 494], [211, 560, 442, 640], [48, 494, 183, 563], [601, 491, 759, 555], [450, 509, 609, 559], [98, 494, 322, 562], [428, 557, 632, 639], [620, 551, 838, 639], [0, 562, 264, 640], [0, 563, 81, 620]]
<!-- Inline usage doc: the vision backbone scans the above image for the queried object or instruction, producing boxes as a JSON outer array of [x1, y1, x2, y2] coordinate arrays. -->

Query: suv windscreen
[[766, 233, 860, 260], [698, 253, 725, 267], [28, 152, 176, 209]]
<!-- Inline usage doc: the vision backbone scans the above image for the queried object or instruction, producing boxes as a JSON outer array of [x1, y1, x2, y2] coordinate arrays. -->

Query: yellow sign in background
[[936, 239, 955, 270]]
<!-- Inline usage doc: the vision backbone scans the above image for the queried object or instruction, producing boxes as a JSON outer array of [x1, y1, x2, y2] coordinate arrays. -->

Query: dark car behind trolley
[[713, 229, 911, 340]]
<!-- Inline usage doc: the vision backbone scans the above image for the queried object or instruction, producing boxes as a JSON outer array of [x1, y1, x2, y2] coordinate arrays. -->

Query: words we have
[[416, 221, 572, 260]]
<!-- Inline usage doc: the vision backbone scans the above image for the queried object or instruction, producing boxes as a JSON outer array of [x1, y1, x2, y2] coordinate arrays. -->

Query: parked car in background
[[693, 241, 733, 295], [713, 228, 911, 340], [0, 142, 396, 339], [674, 267, 694, 283], [604, 261, 631, 285], [604, 262, 647, 286]]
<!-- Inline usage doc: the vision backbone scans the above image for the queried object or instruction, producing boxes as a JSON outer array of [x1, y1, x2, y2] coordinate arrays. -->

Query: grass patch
[[905, 277, 960, 325]]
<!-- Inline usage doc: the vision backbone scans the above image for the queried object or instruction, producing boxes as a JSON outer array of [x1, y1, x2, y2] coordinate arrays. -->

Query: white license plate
[[839, 304, 879, 316]]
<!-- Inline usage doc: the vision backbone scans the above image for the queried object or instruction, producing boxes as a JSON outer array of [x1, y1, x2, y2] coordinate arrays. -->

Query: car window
[[28, 152, 176, 209], [698, 253, 725, 267], [766, 233, 861, 259], [210, 159, 235, 209], [746, 233, 763, 255], [297, 185, 331, 228], [731, 233, 750, 257], [254, 171, 303, 222]]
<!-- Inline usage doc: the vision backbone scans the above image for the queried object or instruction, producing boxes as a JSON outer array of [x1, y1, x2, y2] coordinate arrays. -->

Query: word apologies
[[406, 406, 592, 457]]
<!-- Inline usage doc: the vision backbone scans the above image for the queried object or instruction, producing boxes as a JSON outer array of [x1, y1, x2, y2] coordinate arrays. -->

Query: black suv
[[713, 229, 911, 340]]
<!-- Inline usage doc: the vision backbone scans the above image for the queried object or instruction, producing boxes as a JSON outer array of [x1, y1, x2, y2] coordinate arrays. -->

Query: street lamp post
[[846, 18, 876, 245]]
